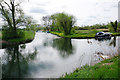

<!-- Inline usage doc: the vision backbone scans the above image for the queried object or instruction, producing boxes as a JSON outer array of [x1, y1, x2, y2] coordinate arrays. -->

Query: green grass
[[50, 30, 100, 38], [111, 32, 120, 36], [50, 30, 120, 39], [62, 56, 119, 78], [7, 31, 35, 43]]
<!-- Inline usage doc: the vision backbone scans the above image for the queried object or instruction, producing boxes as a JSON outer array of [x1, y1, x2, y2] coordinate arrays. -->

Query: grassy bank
[[62, 56, 119, 78], [50, 30, 120, 39], [7, 31, 35, 43], [0, 30, 35, 43]]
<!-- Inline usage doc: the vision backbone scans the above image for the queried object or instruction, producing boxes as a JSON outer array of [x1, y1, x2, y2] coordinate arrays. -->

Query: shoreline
[[61, 55, 118, 78], [50, 31, 120, 39], [0, 39, 34, 49], [0, 31, 35, 49]]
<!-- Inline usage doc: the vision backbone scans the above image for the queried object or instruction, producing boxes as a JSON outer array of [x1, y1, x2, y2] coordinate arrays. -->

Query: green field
[[62, 56, 118, 78]]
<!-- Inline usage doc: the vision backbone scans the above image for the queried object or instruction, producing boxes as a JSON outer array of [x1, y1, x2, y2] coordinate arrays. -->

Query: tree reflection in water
[[2, 44, 37, 78], [52, 38, 74, 58], [109, 36, 116, 47]]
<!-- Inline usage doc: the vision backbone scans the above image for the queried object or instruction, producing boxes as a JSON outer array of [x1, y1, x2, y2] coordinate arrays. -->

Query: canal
[[0, 32, 119, 78]]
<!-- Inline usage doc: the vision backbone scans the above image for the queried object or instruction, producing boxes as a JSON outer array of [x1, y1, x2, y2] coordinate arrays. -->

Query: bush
[[2, 30, 25, 40]]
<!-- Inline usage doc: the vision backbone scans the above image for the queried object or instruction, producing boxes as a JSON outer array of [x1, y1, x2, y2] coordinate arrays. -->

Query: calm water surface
[[0, 32, 119, 78]]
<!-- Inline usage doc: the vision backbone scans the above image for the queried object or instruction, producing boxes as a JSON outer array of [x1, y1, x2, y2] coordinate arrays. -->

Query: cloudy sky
[[0, 0, 119, 26]]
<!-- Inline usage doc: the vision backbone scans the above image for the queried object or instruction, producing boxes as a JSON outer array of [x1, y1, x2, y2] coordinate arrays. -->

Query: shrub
[[2, 30, 25, 40]]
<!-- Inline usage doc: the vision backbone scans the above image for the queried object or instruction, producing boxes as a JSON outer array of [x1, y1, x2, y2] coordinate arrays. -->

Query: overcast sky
[[0, 0, 119, 27]]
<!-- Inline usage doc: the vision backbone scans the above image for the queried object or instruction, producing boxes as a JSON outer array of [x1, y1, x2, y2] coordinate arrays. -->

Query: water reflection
[[2, 44, 37, 78], [109, 37, 116, 47], [1, 32, 119, 78], [52, 38, 74, 58], [95, 37, 111, 41]]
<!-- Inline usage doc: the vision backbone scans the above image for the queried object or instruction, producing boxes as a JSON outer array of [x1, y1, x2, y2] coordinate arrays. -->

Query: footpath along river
[[0, 32, 119, 78]]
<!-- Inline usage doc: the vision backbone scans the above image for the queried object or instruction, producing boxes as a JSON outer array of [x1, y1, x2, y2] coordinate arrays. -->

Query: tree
[[24, 16, 37, 31], [0, 0, 26, 39], [110, 20, 118, 32], [42, 16, 51, 31], [56, 13, 76, 35]]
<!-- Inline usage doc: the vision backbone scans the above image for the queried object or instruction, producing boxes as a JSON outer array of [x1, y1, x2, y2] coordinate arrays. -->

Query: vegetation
[[42, 12, 76, 35], [55, 13, 76, 35], [50, 29, 120, 39], [110, 20, 118, 32], [6, 30, 35, 43], [62, 56, 118, 78], [0, 0, 25, 39], [0, 0, 36, 42]]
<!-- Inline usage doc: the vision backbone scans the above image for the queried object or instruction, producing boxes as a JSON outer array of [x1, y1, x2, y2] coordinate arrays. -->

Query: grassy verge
[[50, 30, 120, 39], [62, 56, 119, 78], [7, 31, 35, 43]]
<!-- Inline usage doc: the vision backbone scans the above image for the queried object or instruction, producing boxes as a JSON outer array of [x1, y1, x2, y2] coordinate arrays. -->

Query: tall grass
[[62, 56, 118, 78]]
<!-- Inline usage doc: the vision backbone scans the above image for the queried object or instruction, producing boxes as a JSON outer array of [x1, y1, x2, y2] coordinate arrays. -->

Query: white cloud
[[0, 0, 119, 26]]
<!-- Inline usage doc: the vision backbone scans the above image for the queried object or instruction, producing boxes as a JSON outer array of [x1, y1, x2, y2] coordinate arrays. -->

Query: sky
[[0, 0, 119, 27]]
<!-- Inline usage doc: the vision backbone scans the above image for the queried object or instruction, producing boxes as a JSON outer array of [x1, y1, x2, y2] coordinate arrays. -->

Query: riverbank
[[0, 31, 35, 48], [49, 30, 120, 39], [61, 55, 118, 78]]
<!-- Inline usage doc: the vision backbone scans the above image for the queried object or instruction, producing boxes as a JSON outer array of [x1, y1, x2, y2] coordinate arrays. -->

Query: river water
[[0, 32, 119, 78]]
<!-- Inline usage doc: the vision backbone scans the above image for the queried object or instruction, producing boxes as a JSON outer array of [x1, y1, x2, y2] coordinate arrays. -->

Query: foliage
[[0, 0, 36, 39], [50, 30, 100, 38], [42, 12, 76, 35], [8, 30, 35, 42], [74, 23, 109, 30], [50, 30, 120, 39], [0, 0, 24, 31], [110, 20, 118, 32], [2, 30, 35, 43], [56, 13, 76, 35]]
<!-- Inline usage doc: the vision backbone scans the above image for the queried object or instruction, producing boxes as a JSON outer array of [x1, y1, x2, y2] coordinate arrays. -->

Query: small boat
[[95, 32, 111, 39]]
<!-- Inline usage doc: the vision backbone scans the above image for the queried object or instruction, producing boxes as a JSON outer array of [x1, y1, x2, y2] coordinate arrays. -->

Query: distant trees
[[24, 16, 37, 31], [42, 12, 76, 35]]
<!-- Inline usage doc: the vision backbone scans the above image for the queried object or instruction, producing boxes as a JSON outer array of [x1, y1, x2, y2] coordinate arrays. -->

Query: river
[[0, 32, 119, 78]]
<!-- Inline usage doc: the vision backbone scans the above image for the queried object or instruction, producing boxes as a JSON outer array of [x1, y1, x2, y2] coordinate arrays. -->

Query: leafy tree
[[0, 0, 27, 39], [56, 13, 76, 35], [110, 20, 118, 32], [42, 13, 76, 34]]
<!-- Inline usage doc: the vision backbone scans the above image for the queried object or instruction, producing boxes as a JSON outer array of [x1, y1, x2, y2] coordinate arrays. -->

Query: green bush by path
[[62, 56, 118, 78]]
